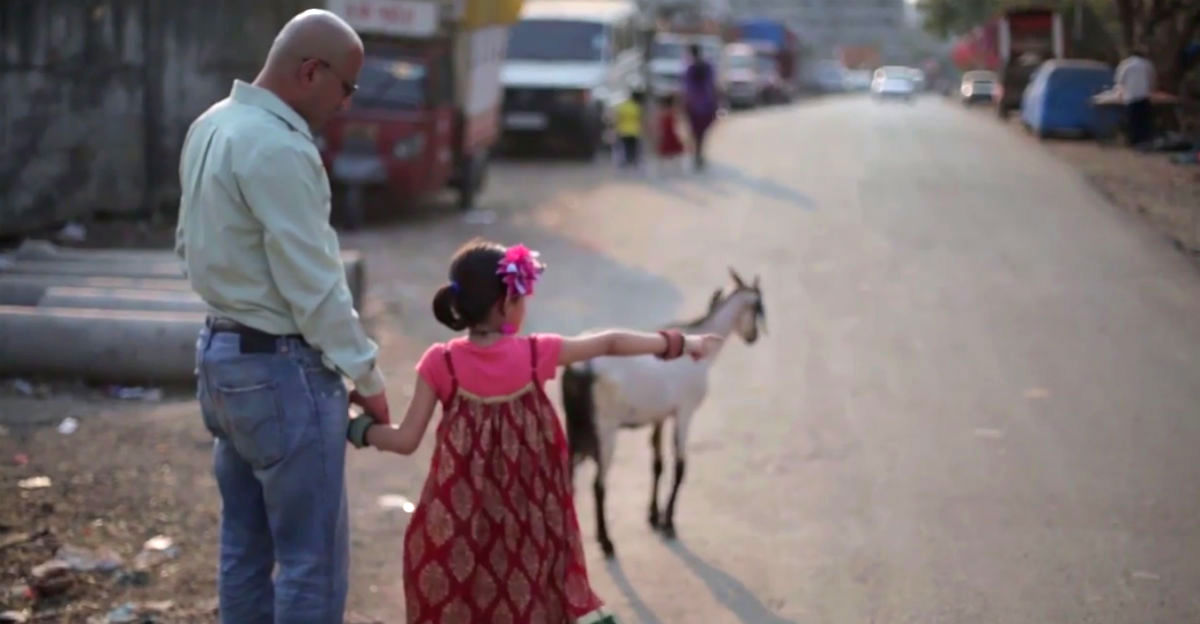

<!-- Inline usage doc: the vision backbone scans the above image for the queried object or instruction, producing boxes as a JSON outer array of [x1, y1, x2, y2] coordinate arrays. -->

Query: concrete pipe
[[0, 305, 205, 384], [13, 240, 363, 276], [12, 240, 172, 262], [2, 259, 185, 278], [38, 287, 208, 313], [0, 275, 192, 306], [1, 254, 365, 309]]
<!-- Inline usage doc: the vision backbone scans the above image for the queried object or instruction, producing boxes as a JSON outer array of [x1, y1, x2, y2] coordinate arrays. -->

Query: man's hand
[[349, 390, 390, 425]]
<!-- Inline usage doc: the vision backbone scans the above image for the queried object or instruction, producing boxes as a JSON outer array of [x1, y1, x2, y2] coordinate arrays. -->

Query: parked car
[[872, 66, 916, 101], [960, 70, 999, 105], [907, 67, 927, 92], [813, 59, 847, 94], [650, 33, 726, 100], [842, 69, 872, 92], [756, 55, 792, 104], [649, 33, 688, 96], [318, 0, 512, 227], [1019, 59, 1112, 138], [499, 0, 640, 158], [722, 42, 764, 109]]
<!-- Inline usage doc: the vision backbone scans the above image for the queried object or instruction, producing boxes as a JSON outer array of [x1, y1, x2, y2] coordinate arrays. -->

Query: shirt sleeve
[[1114, 60, 1126, 84], [531, 333, 564, 384], [234, 139, 385, 395], [174, 120, 203, 278], [415, 343, 452, 404]]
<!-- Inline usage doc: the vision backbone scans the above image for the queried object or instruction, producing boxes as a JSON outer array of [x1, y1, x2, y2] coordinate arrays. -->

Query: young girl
[[346, 239, 720, 624], [656, 93, 686, 171]]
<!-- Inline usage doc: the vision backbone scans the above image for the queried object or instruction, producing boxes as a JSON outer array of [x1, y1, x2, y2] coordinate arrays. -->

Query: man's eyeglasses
[[304, 57, 357, 98]]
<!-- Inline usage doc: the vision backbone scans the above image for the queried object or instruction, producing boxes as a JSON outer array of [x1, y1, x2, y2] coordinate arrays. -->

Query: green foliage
[[918, 0, 1117, 38]]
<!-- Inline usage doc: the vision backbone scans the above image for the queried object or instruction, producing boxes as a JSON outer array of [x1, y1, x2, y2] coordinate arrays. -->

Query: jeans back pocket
[[208, 359, 286, 470]]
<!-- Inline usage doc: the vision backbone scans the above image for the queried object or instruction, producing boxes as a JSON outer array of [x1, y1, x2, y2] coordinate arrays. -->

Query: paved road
[[346, 94, 1200, 623]]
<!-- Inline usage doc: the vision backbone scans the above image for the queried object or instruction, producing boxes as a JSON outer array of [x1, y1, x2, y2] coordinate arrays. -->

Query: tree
[[1113, 0, 1200, 93], [917, 0, 1002, 39], [919, 0, 1197, 93]]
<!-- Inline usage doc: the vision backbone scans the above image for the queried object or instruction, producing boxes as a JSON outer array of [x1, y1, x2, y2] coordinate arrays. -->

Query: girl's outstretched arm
[[362, 378, 439, 455], [558, 330, 722, 367]]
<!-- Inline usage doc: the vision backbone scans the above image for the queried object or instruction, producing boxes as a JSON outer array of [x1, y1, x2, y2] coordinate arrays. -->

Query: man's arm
[[234, 140, 385, 396], [174, 123, 197, 270], [174, 198, 188, 271], [1114, 59, 1130, 90]]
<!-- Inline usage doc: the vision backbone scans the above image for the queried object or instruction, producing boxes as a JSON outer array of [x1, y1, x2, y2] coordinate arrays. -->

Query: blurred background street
[[3, 0, 1199, 622]]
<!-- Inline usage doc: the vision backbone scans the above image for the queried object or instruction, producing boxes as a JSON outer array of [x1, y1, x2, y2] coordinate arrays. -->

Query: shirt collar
[[230, 79, 313, 141]]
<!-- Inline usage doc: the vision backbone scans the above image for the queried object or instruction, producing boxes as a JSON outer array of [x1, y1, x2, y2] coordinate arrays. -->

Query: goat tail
[[561, 361, 599, 467]]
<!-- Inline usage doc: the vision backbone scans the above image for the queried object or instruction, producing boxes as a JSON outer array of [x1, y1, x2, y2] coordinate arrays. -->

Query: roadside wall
[[0, 0, 308, 237]]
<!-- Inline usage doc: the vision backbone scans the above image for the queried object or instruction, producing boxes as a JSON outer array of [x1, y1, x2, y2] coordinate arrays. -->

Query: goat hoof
[[660, 524, 676, 540], [648, 510, 660, 528]]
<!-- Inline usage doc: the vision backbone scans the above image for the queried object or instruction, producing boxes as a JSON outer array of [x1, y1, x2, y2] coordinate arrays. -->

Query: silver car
[[960, 70, 998, 105]]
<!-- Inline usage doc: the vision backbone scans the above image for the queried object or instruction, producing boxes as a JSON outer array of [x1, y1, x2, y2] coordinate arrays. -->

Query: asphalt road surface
[[341, 94, 1200, 623]]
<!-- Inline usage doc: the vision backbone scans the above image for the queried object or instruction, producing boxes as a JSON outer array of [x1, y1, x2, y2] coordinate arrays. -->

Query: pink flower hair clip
[[496, 244, 545, 299]]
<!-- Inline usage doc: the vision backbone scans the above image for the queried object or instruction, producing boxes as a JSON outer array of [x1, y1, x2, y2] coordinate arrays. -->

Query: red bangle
[[657, 329, 683, 360]]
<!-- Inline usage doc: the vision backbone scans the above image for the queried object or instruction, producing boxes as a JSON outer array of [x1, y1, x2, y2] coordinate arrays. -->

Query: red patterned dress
[[403, 337, 612, 623]]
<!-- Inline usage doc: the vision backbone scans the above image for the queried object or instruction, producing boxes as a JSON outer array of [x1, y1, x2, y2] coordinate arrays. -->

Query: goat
[[562, 268, 766, 557]]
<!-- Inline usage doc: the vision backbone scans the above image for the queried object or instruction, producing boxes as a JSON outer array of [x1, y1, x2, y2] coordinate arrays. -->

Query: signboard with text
[[326, 0, 438, 37]]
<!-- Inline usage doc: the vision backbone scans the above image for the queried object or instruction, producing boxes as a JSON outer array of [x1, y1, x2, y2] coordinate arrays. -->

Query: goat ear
[[728, 266, 746, 288], [708, 288, 723, 310]]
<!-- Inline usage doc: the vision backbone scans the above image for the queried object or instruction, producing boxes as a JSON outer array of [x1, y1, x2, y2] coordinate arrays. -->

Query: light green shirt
[[175, 80, 385, 395]]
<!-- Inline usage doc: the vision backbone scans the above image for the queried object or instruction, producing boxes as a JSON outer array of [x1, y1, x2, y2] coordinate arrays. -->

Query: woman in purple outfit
[[682, 43, 718, 170]]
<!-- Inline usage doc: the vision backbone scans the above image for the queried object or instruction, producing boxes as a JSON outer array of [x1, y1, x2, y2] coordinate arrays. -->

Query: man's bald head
[[266, 9, 363, 72], [255, 9, 365, 129]]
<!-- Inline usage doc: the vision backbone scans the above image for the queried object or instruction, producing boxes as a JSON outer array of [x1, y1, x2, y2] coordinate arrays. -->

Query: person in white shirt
[[1114, 46, 1156, 145], [176, 9, 386, 623]]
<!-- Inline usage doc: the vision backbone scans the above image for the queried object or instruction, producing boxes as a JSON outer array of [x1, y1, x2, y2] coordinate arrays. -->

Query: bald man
[[175, 9, 385, 623]]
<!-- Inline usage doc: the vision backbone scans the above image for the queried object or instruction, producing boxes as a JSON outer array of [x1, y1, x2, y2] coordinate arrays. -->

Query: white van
[[723, 42, 763, 108], [500, 0, 640, 157]]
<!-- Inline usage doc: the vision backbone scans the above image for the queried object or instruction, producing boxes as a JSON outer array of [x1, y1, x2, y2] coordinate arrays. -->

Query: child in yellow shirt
[[614, 90, 644, 167]]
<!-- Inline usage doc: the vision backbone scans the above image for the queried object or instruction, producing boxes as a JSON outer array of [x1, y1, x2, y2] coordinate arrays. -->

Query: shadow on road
[[603, 559, 665, 624], [665, 538, 798, 624], [633, 170, 719, 205], [628, 159, 818, 211], [700, 161, 818, 211]]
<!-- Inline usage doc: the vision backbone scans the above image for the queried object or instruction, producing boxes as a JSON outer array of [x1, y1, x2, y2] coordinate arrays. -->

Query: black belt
[[207, 317, 304, 354]]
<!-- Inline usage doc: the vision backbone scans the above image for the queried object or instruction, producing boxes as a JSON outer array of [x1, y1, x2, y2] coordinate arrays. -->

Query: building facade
[[730, 0, 907, 60]]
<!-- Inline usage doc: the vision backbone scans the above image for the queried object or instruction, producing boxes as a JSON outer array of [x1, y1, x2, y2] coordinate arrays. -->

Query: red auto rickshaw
[[319, 0, 516, 228]]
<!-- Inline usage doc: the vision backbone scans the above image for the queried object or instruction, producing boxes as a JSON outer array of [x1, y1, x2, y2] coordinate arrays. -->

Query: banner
[[463, 0, 524, 29]]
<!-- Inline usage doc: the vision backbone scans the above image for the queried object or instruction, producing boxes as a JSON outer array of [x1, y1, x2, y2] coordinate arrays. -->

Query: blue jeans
[[195, 327, 350, 624]]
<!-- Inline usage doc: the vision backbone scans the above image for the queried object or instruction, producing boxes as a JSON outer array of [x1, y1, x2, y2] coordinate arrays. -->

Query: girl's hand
[[349, 389, 391, 425], [684, 333, 723, 360]]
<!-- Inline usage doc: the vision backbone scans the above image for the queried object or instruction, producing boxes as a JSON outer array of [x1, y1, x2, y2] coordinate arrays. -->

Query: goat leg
[[594, 478, 615, 558], [648, 424, 664, 528], [661, 458, 686, 539]]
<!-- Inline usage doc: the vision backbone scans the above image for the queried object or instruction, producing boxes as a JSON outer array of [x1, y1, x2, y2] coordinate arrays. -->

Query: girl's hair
[[431, 238, 510, 331]]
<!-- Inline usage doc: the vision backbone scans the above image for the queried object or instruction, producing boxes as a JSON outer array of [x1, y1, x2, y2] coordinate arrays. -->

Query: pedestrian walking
[[614, 89, 644, 168], [682, 43, 718, 170], [175, 9, 389, 623], [345, 238, 722, 624], [656, 93, 686, 172], [1115, 45, 1156, 146]]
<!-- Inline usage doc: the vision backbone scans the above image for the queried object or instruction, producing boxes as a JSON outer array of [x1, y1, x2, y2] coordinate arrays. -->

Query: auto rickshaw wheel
[[341, 184, 366, 230], [575, 131, 601, 161], [456, 153, 487, 212]]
